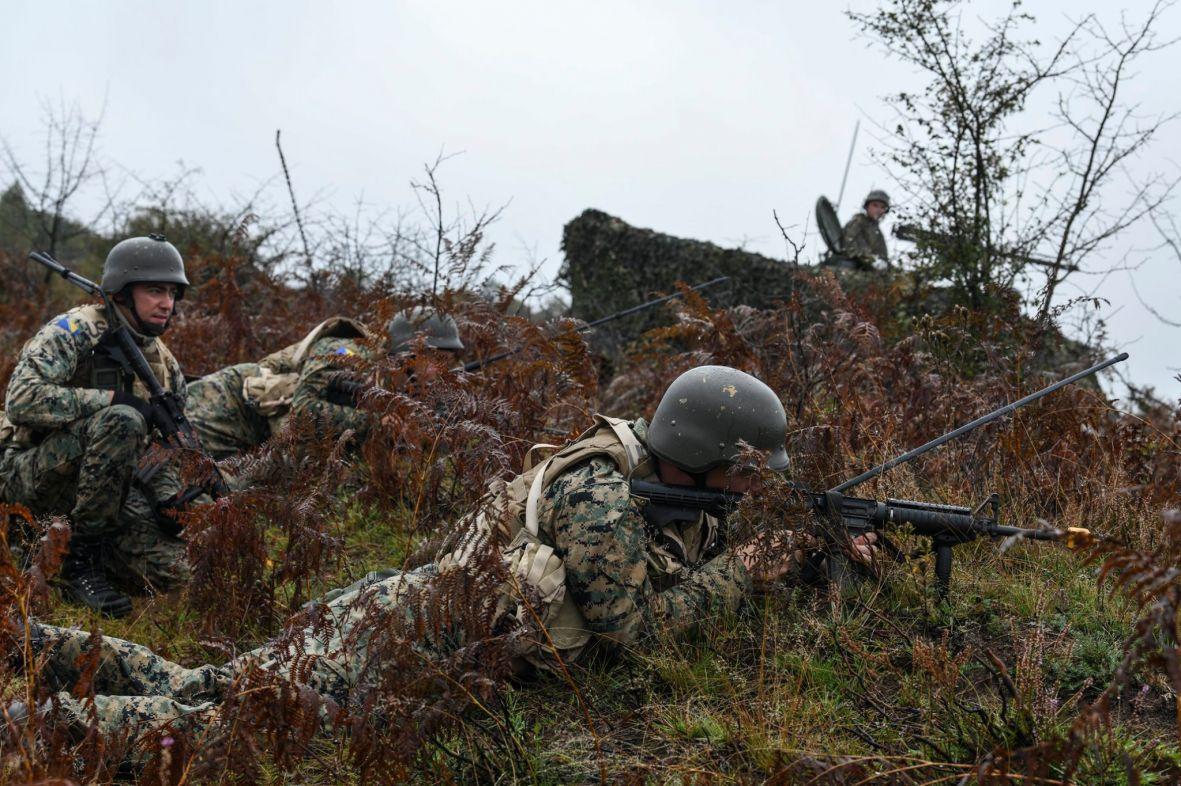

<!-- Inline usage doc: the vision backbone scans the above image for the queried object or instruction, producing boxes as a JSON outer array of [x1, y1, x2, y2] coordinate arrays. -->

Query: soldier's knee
[[98, 404, 149, 437]]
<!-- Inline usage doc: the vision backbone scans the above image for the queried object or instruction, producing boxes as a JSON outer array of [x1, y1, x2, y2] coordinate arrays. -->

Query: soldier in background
[[186, 307, 464, 459], [840, 189, 891, 271], [9, 365, 878, 747], [0, 236, 192, 617]]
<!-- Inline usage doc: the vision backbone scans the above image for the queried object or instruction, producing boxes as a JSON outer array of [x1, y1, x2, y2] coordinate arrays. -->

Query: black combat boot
[[60, 541, 132, 618]]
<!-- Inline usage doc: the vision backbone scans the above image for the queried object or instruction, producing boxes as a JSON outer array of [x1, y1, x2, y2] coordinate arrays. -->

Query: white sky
[[4, 1, 1179, 399]]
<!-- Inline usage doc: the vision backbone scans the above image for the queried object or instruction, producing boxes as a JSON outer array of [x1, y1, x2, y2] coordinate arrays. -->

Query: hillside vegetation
[[0, 203, 1178, 784]]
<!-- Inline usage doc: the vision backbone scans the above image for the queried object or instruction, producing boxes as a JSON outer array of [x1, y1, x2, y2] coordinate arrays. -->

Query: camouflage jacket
[[840, 212, 889, 268], [288, 336, 372, 438], [3, 303, 184, 445], [532, 419, 752, 649]]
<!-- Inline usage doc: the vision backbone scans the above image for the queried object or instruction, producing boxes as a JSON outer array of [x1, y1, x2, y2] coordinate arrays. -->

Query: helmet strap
[[113, 288, 169, 337]]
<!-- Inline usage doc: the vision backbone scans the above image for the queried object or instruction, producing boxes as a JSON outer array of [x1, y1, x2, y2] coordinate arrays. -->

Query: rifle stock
[[323, 375, 365, 408]]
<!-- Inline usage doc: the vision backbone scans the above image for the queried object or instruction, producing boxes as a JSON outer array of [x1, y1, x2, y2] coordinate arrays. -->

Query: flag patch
[[55, 317, 82, 335]]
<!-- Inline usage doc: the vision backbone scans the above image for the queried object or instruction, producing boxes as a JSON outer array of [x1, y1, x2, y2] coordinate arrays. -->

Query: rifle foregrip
[[885, 505, 978, 535]]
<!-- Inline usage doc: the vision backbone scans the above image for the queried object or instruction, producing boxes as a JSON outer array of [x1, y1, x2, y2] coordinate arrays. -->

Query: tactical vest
[[61, 305, 179, 400], [0, 305, 179, 449], [241, 317, 370, 419], [439, 416, 719, 670]]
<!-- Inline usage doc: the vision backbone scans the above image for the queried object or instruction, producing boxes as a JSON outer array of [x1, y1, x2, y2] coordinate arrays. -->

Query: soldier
[[840, 189, 891, 271], [0, 235, 192, 617], [9, 365, 876, 748], [186, 307, 464, 459]]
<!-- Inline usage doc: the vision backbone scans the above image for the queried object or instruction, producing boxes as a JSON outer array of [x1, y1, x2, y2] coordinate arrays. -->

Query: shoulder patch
[[55, 316, 83, 335], [334, 345, 355, 356]]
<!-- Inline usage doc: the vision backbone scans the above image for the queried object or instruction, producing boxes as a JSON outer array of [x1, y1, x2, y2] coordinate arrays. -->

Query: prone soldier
[[0, 236, 192, 617], [186, 307, 464, 459], [10, 365, 876, 747]]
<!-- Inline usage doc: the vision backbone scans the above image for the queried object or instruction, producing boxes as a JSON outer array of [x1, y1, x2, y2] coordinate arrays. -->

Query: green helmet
[[864, 189, 891, 211], [101, 234, 189, 298], [647, 365, 789, 474], [385, 307, 464, 353]]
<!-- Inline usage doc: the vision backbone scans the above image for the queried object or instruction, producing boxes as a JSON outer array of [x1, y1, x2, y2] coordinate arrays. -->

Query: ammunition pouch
[[242, 368, 300, 418], [90, 336, 132, 392]]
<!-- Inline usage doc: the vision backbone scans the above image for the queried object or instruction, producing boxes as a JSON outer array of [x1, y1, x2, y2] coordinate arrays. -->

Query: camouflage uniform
[[29, 563, 439, 738], [0, 304, 188, 590], [182, 363, 267, 460], [840, 212, 890, 270], [25, 418, 751, 739], [538, 435, 748, 645], [288, 336, 371, 440], [187, 326, 371, 458]]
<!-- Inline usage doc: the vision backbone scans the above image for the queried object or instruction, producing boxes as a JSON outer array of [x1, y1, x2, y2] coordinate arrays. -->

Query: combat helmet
[[863, 189, 891, 211], [386, 307, 464, 353], [647, 365, 789, 475], [101, 234, 189, 298]]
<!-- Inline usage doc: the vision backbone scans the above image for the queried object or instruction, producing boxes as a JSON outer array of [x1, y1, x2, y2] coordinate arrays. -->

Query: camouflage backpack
[[242, 317, 370, 418], [439, 415, 651, 668]]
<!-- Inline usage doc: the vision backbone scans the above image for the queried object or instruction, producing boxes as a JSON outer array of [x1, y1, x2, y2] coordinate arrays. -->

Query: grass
[[8, 460, 1173, 784]]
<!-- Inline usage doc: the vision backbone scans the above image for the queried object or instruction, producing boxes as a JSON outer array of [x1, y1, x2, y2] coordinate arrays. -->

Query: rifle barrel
[[831, 352, 1128, 494], [458, 276, 729, 373], [582, 276, 729, 330], [29, 251, 102, 296]]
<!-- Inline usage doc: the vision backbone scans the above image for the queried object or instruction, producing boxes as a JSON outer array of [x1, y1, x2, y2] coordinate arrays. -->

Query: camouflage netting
[[560, 209, 800, 358], [559, 208, 1101, 385]]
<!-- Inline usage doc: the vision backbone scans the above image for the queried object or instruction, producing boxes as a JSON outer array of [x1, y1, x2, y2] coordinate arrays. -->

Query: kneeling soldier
[[0, 236, 192, 617]]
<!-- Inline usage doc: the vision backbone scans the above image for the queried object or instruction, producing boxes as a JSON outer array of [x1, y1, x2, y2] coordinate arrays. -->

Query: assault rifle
[[893, 224, 1080, 274], [629, 352, 1126, 595], [320, 276, 732, 406], [324, 374, 366, 408], [27, 251, 229, 509]]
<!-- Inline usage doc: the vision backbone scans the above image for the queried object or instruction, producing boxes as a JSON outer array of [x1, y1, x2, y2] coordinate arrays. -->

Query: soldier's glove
[[112, 390, 153, 420], [151, 492, 189, 536], [111, 391, 172, 435]]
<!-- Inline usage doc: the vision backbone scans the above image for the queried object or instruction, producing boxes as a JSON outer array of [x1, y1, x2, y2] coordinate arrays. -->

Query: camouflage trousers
[[0, 405, 188, 591], [31, 565, 442, 741], [186, 363, 271, 460]]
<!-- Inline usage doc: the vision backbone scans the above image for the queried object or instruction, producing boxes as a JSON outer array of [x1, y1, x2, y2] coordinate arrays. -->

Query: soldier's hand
[[735, 531, 803, 588], [111, 391, 174, 435], [111, 390, 150, 416], [849, 532, 880, 565]]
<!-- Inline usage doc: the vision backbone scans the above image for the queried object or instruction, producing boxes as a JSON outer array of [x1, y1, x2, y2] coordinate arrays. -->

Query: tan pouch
[[500, 526, 592, 661], [242, 367, 300, 417], [259, 316, 370, 374]]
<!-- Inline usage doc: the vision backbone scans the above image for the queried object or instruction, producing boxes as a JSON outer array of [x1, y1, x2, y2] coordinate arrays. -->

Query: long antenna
[[831, 352, 1129, 494], [835, 120, 860, 212], [276, 129, 312, 269]]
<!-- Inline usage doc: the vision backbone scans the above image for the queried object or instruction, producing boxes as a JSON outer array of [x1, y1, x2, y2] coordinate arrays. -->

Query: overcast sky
[[4, 1, 1179, 399]]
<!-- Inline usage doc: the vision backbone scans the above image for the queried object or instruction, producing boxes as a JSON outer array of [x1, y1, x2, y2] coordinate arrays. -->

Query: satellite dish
[[815, 196, 843, 255]]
